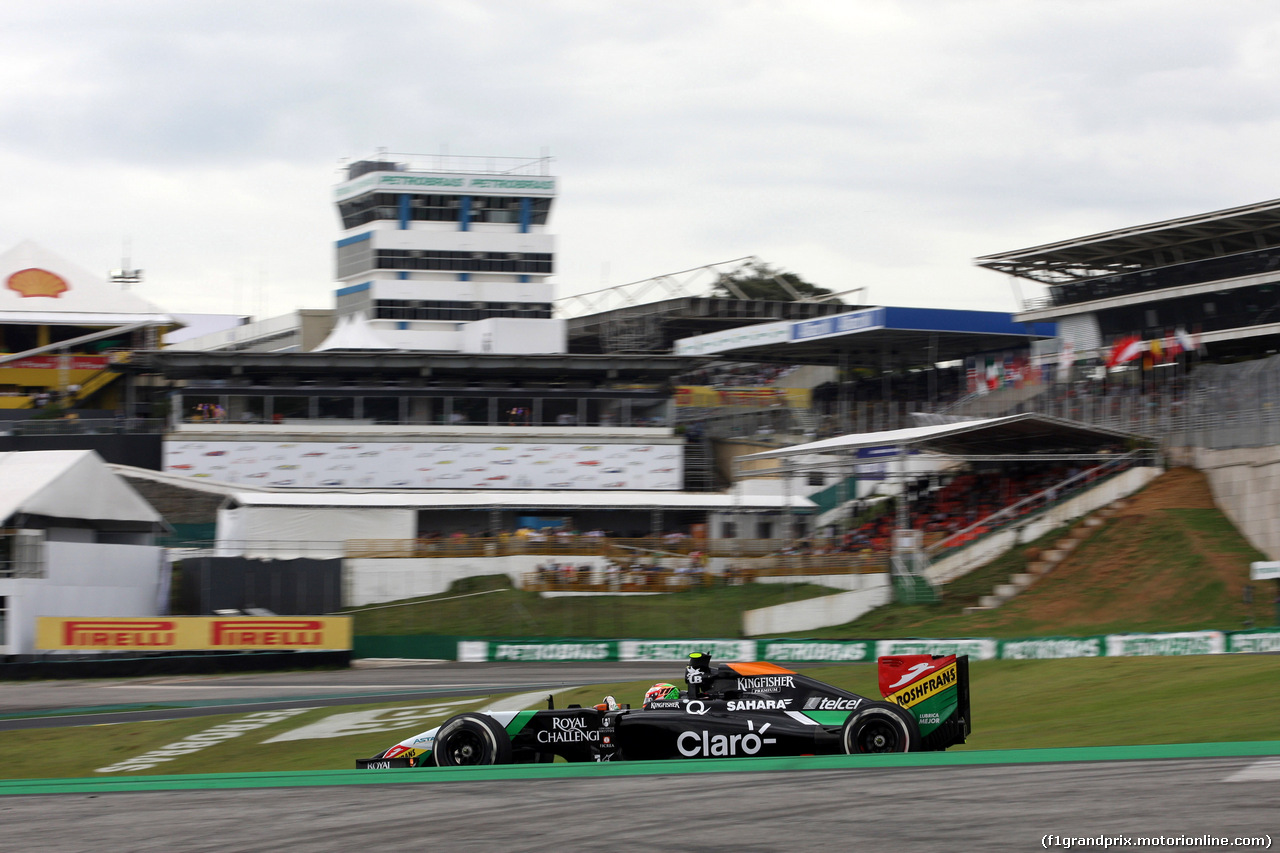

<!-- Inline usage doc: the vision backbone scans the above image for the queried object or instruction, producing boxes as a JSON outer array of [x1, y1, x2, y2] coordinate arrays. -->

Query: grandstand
[[980, 196, 1280, 360]]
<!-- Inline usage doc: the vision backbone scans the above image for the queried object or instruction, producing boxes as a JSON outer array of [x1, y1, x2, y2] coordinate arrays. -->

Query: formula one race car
[[356, 652, 970, 768]]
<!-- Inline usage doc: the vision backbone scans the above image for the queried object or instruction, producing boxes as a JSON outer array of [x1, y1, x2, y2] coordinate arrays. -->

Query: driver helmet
[[643, 682, 681, 708]]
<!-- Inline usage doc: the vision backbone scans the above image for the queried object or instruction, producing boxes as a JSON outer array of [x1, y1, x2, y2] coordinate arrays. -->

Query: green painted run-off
[[2, 741, 1276, 796]]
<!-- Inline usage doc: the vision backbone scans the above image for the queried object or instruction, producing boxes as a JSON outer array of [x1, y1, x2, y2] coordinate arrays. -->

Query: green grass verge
[[2, 655, 1276, 780], [348, 574, 835, 638]]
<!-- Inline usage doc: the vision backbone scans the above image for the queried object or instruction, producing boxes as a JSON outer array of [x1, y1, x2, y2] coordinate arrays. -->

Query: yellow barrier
[[36, 616, 352, 652]]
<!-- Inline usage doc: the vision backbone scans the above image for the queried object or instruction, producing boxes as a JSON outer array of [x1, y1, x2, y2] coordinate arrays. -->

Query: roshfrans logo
[[887, 662, 957, 708], [736, 676, 794, 693], [62, 619, 176, 648], [7, 268, 69, 298], [210, 619, 324, 646]]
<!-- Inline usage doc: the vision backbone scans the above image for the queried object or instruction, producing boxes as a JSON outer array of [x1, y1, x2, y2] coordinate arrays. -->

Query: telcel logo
[[676, 729, 777, 757]]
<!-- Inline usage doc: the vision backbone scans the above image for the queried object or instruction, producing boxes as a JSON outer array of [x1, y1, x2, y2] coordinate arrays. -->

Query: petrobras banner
[[36, 617, 352, 652], [619, 640, 756, 662], [1104, 631, 1226, 657], [790, 308, 886, 343], [876, 638, 998, 660], [436, 630, 1275, 662], [999, 636, 1105, 659], [457, 640, 618, 662], [754, 640, 873, 662], [1226, 630, 1280, 654], [336, 171, 556, 200]]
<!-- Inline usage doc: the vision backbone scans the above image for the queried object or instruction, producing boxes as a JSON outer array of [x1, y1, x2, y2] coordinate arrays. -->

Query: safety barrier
[[351, 628, 1280, 662]]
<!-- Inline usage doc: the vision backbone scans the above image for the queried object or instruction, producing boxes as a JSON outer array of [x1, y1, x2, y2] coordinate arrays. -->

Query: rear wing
[[877, 654, 971, 751]]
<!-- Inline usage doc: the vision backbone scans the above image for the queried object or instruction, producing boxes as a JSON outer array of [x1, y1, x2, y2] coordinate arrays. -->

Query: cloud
[[1, 0, 1279, 317]]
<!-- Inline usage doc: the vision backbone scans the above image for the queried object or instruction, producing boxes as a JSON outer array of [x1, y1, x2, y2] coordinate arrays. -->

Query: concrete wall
[[346, 554, 610, 607], [1185, 445, 1280, 560], [926, 465, 1163, 586], [742, 575, 891, 636], [1, 542, 164, 655]]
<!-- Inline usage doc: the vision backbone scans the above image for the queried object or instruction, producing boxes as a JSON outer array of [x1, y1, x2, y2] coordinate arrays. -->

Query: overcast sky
[[4, 0, 1280, 320]]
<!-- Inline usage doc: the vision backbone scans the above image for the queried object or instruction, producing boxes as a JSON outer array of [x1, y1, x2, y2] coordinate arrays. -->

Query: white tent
[[0, 450, 163, 528], [0, 241, 173, 326], [312, 313, 394, 352]]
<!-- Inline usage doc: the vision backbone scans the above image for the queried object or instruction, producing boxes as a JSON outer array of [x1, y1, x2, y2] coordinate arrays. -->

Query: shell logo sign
[[7, 268, 69, 298]]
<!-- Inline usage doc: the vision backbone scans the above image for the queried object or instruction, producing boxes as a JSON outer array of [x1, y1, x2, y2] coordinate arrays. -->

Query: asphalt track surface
[[2, 663, 1276, 851], [0, 661, 679, 729], [1, 756, 1276, 852]]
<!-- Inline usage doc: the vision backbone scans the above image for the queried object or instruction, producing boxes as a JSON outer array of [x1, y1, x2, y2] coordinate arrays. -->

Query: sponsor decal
[[876, 638, 996, 659], [887, 662, 957, 709], [677, 721, 776, 757], [58, 619, 177, 649], [801, 697, 862, 711], [684, 701, 709, 716], [97, 709, 308, 773], [535, 716, 600, 744], [1104, 631, 1226, 657], [493, 643, 612, 661], [1000, 638, 1102, 659], [1228, 631, 1280, 654], [760, 642, 870, 662], [646, 701, 682, 709], [726, 699, 791, 712], [620, 640, 756, 662], [37, 617, 351, 652], [917, 713, 941, 725], [7, 268, 69, 298], [887, 662, 934, 690], [211, 619, 324, 647], [735, 676, 794, 693]]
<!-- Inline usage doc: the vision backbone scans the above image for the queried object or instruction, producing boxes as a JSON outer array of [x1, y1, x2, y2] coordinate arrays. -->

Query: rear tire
[[431, 713, 514, 766], [841, 702, 920, 754]]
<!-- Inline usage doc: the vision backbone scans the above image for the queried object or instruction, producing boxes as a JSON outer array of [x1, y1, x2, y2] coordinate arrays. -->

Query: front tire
[[841, 702, 920, 754], [431, 713, 513, 766]]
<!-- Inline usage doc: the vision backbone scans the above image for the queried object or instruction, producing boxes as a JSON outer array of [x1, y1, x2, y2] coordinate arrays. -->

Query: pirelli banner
[[37, 617, 352, 653]]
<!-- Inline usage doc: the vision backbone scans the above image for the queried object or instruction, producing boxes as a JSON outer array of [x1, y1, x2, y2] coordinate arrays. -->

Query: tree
[[710, 261, 840, 303]]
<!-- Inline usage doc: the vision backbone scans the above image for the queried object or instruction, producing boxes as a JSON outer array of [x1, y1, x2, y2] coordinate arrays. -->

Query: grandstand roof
[[223, 490, 813, 512], [974, 197, 1280, 284], [672, 306, 1055, 369], [741, 413, 1140, 462]]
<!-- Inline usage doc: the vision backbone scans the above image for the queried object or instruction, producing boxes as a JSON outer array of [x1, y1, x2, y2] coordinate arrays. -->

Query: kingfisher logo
[[61, 619, 176, 648], [887, 663, 957, 708], [210, 619, 324, 647], [736, 676, 794, 693]]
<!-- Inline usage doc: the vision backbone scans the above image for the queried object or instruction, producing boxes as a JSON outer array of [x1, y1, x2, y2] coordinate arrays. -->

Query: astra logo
[[677, 721, 776, 757], [735, 676, 794, 693], [726, 699, 790, 711], [802, 697, 862, 711]]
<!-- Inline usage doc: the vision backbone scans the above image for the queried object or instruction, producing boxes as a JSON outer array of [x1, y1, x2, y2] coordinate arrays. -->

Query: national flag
[[1107, 335, 1147, 368], [1149, 337, 1163, 362], [1164, 329, 1182, 359], [1176, 326, 1197, 354]]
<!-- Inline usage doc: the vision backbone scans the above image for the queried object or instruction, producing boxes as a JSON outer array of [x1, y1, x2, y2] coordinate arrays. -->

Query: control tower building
[[330, 153, 564, 354]]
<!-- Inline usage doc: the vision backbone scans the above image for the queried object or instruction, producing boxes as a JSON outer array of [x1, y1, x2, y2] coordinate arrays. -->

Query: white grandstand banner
[[674, 320, 791, 356]]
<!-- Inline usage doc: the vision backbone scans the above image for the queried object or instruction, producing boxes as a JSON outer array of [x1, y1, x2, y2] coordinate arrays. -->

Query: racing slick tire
[[840, 701, 921, 754], [431, 713, 514, 766]]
